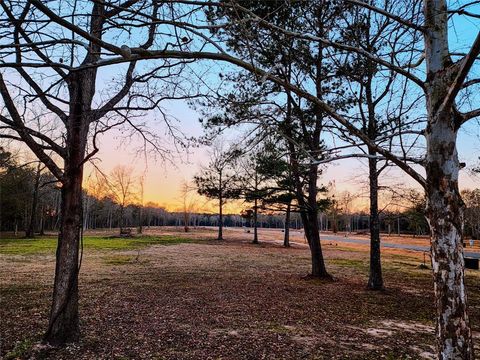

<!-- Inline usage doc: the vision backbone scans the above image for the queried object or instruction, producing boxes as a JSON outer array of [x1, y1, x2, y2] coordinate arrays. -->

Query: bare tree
[[138, 176, 145, 234], [108, 166, 139, 233], [25, 162, 44, 237], [194, 141, 243, 240], [0, 0, 193, 345], [178, 180, 198, 233]]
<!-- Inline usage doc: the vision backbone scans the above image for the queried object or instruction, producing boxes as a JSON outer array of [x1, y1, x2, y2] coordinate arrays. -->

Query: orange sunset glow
[[2, 2, 480, 358], [84, 124, 480, 213]]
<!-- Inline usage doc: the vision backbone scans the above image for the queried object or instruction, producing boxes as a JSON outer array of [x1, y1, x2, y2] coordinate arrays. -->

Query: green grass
[[266, 323, 294, 335], [330, 258, 365, 268], [4, 338, 34, 360], [103, 255, 134, 265], [0, 235, 201, 255]]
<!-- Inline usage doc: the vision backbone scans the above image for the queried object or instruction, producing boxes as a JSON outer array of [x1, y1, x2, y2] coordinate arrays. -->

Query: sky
[[87, 103, 480, 213], [6, 2, 480, 213], [77, 6, 480, 213]]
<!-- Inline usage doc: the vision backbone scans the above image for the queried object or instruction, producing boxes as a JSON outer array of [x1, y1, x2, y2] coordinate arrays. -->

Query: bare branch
[[345, 0, 425, 33], [0, 73, 63, 180], [439, 31, 480, 119]]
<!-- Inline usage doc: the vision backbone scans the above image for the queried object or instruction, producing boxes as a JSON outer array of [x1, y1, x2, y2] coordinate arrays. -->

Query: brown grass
[[1, 227, 479, 359]]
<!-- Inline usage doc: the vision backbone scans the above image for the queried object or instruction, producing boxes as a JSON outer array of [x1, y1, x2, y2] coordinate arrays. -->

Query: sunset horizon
[[2, 1, 480, 358]]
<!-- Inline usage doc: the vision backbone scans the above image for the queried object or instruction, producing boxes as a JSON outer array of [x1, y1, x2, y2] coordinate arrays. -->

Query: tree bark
[[252, 198, 259, 244], [286, 119, 329, 278], [119, 205, 125, 233], [284, 201, 291, 247], [183, 210, 189, 233], [43, 139, 86, 345], [426, 119, 472, 359], [39, 205, 45, 236], [217, 168, 224, 240], [26, 163, 41, 238], [332, 211, 338, 233], [218, 198, 223, 240], [43, 171, 82, 346], [301, 207, 329, 278], [43, 59, 93, 345], [367, 152, 383, 290], [304, 162, 330, 278], [424, 1, 474, 357], [82, 194, 90, 231]]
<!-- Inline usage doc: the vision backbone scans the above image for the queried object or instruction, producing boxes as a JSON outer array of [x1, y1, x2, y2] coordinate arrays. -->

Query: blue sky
[[83, 2, 480, 209]]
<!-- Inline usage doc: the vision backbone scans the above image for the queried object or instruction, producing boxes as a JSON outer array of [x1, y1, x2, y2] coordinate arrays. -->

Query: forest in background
[[3, 146, 480, 241]]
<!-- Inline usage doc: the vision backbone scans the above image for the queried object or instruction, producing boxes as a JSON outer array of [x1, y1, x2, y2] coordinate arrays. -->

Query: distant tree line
[[0, 147, 60, 234], [8, 146, 478, 239]]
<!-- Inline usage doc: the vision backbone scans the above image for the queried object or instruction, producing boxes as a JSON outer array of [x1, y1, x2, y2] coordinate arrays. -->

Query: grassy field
[[1, 227, 479, 359], [0, 234, 203, 255]]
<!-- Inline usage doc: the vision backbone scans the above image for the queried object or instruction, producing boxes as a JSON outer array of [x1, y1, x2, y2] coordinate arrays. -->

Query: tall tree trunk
[[183, 208, 189, 233], [119, 205, 125, 233], [284, 201, 291, 247], [367, 153, 383, 290], [424, 1, 473, 357], [425, 117, 472, 359], [287, 124, 329, 278], [82, 194, 89, 231], [217, 170, 224, 240], [306, 165, 329, 278], [252, 198, 259, 244], [303, 208, 329, 278], [307, 11, 329, 279], [43, 171, 83, 346], [43, 146, 86, 345], [332, 211, 338, 233], [43, 67, 91, 346], [39, 205, 45, 236], [139, 182, 144, 234], [218, 198, 223, 240], [26, 163, 41, 238], [284, 44, 328, 277], [252, 169, 259, 244]]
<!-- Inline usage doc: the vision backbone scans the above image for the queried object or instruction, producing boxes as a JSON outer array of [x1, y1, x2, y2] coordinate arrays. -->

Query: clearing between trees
[[1, 227, 479, 359]]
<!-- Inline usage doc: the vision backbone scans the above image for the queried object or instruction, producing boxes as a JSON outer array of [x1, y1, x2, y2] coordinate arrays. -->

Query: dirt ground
[[1, 227, 479, 359]]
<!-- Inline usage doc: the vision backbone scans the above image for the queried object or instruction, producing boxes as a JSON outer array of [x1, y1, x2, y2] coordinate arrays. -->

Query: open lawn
[[0, 234, 203, 255], [1, 227, 479, 359]]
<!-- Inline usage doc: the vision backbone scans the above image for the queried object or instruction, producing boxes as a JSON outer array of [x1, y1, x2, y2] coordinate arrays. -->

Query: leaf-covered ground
[[1, 228, 479, 359]]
